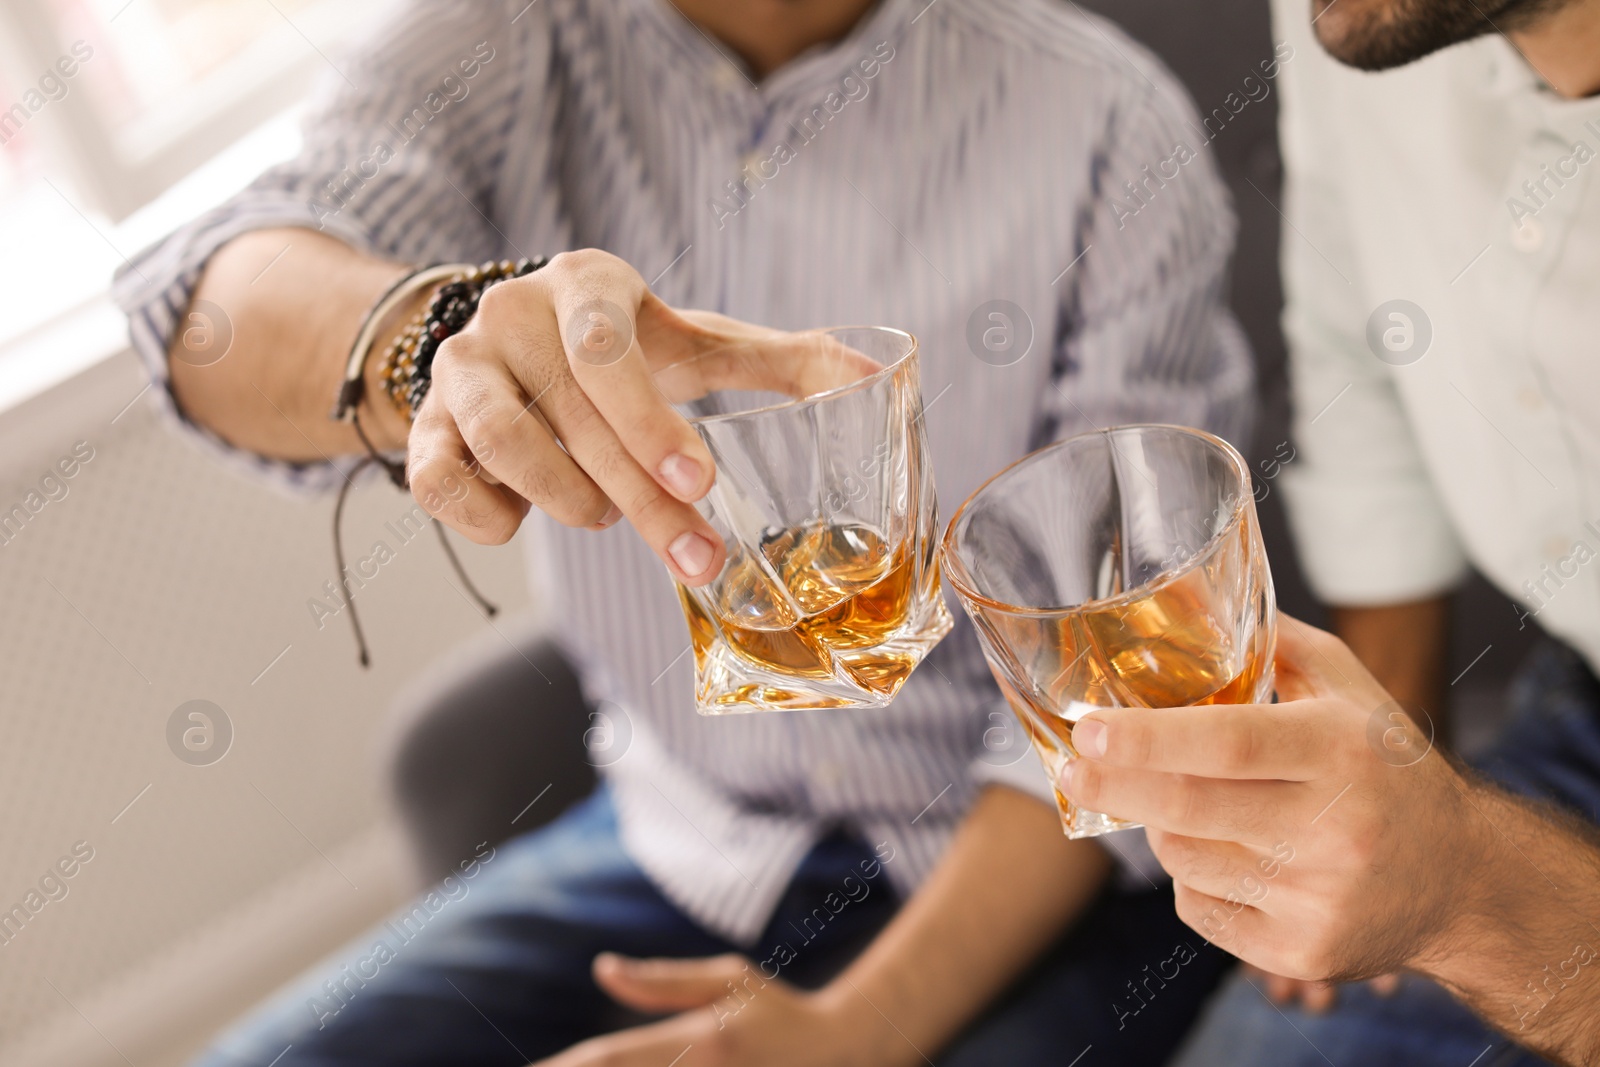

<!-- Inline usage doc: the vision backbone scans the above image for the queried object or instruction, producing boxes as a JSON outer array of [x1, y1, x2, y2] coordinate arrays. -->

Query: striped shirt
[[114, 0, 1251, 943]]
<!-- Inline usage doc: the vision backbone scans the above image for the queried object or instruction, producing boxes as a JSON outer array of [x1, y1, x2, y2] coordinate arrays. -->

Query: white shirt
[[1273, 0, 1600, 673], [116, 0, 1248, 942]]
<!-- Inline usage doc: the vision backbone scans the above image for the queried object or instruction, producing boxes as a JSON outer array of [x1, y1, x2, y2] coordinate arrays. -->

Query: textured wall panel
[[0, 352, 532, 1059]]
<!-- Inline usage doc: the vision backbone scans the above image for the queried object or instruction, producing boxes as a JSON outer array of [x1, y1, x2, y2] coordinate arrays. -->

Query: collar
[[627, 0, 917, 104]]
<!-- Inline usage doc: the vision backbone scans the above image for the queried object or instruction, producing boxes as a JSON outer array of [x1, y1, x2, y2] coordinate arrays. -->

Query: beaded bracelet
[[331, 262, 453, 423], [377, 256, 547, 421], [324, 255, 546, 668]]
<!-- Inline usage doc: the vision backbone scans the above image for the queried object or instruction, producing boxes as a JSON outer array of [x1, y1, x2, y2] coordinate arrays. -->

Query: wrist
[[1408, 770, 1503, 980], [1408, 775, 1600, 1061], [359, 286, 430, 451], [808, 981, 924, 1067]]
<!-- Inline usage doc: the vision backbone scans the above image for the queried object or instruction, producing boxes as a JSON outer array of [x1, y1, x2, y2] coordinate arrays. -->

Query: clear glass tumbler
[[664, 326, 952, 714], [941, 425, 1276, 837]]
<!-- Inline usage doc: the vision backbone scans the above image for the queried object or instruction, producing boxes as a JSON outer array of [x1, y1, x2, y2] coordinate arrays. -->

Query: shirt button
[[712, 64, 743, 91], [1518, 387, 1545, 411], [1511, 216, 1545, 253], [1546, 535, 1570, 560], [741, 148, 764, 173]]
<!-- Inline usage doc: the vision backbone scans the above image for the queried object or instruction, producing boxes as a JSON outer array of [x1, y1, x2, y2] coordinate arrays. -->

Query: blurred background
[[0, 1, 1535, 1064]]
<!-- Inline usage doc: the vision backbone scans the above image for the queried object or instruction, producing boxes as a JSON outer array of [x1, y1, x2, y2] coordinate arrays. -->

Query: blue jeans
[[195, 787, 1230, 1066], [1172, 641, 1600, 1067]]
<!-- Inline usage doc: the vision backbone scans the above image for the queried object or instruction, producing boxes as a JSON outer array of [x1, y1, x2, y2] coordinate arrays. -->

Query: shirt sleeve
[[1270, 0, 1467, 604], [111, 0, 540, 490], [1040, 34, 1256, 453]]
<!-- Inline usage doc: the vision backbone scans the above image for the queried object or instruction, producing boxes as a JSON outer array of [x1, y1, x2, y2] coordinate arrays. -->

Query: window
[[0, 0, 385, 359], [4, 0, 384, 218]]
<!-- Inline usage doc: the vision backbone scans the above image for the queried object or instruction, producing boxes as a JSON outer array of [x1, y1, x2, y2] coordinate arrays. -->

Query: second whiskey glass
[[941, 425, 1276, 837]]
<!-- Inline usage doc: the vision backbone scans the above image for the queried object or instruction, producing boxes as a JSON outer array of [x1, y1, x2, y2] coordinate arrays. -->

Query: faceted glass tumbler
[[941, 425, 1276, 837], [665, 327, 952, 714]]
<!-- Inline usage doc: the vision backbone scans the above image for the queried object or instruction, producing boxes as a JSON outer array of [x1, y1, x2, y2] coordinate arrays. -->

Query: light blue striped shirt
[[115, 0, 1252, 943]]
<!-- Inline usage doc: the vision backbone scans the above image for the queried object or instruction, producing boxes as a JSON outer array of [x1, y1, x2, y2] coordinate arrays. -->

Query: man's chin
[[1307, 0, 1502, 71]]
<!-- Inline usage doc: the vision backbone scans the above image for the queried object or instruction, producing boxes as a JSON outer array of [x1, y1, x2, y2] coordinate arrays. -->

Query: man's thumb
[[593, 953, 755, 1013], [1272, 614, 1352, 701]]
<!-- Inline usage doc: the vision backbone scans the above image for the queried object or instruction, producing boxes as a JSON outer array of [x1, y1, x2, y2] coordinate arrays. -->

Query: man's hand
[[1243, 595, 1452, 1009], [409, 249, 874, 584], [530, 954, 860, 1067], [1056, 618, 1600, 1064], [1056, 617, 1484, 982], [539, 788, 1112, 1067], [409, 250, 883, 583]]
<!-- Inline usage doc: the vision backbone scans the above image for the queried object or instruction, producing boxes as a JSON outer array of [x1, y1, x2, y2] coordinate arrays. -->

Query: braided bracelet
[[377, 256, 547, 421]]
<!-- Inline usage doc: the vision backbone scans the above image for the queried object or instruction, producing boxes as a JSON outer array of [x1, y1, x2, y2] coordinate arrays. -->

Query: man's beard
[[1311, 0, 1570, 70]]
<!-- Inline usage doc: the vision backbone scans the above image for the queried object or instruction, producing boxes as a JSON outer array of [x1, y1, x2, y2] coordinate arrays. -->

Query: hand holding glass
[[942, 425, 1277, 837]]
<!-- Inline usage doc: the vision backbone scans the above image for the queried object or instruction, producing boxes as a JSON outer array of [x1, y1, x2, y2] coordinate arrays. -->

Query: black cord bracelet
[[324, 254, 548, 668]]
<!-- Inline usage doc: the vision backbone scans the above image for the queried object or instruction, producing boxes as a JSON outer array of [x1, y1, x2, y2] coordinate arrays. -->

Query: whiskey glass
[[941, 425, 1276, 837], [662, 326, 952, 713]]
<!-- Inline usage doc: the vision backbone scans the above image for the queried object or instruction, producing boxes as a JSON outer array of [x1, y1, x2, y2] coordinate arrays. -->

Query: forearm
[[816, 785, 1113, 1066], [171, 228, 416, 461], [1420, 778, 1600, 1065], [1331, 596, 1451, 737]]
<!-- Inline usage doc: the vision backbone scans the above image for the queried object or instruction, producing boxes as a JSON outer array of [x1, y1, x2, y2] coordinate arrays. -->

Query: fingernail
[[590, 503, 623, 530], [668, 531, 716, 578], [1058, 761, 1079, 794], [1074, 718, 1107, 759], [658, 453, 703, 499]]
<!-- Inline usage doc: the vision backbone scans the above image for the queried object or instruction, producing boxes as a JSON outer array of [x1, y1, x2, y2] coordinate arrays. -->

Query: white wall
[[0, 350, 532, 1066]]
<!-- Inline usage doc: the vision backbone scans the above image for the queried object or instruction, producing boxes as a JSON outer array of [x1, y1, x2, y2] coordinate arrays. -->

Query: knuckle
[[1279, 940, 1325, 981], [1145, 832, 1183, 879], [1131, 721, 1157, 766], [543, 480, 609, 528], [1310, 626, 1348, 662], [1218, 724, 1258, 775], [547, 247, 619, 281], [1070, 761, 1102, 809], [577, 441, 636, 495], [1176, 885, 1233, 945], [464, 421, 511, 468], [471, 275, 524, 324], [439, 360, 492, 415], [430, 336, 465, 377], [465, 511, 508, 542], [516, 462, 562, 510], [411, 467, 514, 544], [1337, 821, 1377, 868], [1109, 719, 1153, 766], [458, 502, 518, 545], [1163, 781, 1203, 830], [1148, 830, 1195, 877], [406, 455, 452, 509]]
